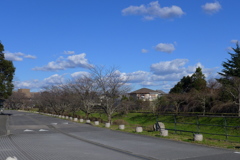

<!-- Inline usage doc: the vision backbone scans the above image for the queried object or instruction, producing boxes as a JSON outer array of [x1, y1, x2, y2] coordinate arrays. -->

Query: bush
[[113, 119, 129, 125]]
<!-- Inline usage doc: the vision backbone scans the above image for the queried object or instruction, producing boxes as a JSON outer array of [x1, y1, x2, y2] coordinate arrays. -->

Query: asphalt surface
[[0, 110, 239, 160], [0, 114, 8, 136]]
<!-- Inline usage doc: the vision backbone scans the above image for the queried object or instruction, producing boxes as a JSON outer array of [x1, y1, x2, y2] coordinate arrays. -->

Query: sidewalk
[[0, 115, 7, 136]]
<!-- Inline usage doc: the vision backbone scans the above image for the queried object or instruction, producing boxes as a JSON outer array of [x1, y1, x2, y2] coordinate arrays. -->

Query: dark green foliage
[[217, 43, 240, 102], [217, 43, 240, 116], [218, 43, 240, 78], [170, 67, 206, 93], [0, 42, 15, 100], [169, 76, 192, 93], [191, 67, 207, 91]]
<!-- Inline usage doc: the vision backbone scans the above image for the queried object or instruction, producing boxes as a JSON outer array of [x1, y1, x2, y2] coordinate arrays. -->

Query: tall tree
[[90, 66, 130, 123], [219, 43, 240, 78], [169, 76, 192, 93], [67, 76, 99, 119], [218, 43, 240, 116], [191, 67, 207, 91], [170, 67, 206, 93], [0, 42, 15, 104]]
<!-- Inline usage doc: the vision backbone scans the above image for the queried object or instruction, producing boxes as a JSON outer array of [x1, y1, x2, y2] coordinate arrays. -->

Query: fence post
[[196, 115, 200, 134], [224, 117, 228, 141], [174, 114, 177, 134]]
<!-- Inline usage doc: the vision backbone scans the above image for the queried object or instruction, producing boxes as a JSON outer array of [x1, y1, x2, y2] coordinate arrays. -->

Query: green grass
[[85, 112, 240, 150]]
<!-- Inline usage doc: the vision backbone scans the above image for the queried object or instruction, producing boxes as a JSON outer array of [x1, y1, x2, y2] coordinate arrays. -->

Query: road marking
[[6, 156, 18, 160], [51, 123, 57, 125], [24, 129, 33, 132], [234, 152, 240, 154], [39, 129, 48, 132], [63, 122, 68, 124]]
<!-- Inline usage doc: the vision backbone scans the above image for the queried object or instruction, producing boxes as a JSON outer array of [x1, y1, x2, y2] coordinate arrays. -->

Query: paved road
[[0, 110, 239, 160], [0, 114, 8, 136]]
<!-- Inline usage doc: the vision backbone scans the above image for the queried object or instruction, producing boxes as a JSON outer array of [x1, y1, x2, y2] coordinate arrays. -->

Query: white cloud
[[43, 74, 65, 84], [227, 40, 239, 51], [151, 72, 189, 81], [151, 59, 188, 75], [71, 71, 90, 78], [24, 55, 36, 59], [32, 53, 93, 71], [140, 81, 157, 86], [15, 60, 217, 93], [231, 40, 239, 44], [202, 1, 221, 14], [64, 51, 75, 55], [14, 79, 41, 90], [4, 52, 36, 61], [14, 74, 66, 91], [122, 1, 185, 20], [141, 49, 149, 53], [227, 47, 233, 51], [186, 62, 204, 73], [127, 71, 151, 83], [155, 43, 175, 53]]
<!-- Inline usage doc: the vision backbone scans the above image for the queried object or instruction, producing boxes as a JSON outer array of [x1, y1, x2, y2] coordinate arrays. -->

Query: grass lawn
[[84, 112, 240, 150]]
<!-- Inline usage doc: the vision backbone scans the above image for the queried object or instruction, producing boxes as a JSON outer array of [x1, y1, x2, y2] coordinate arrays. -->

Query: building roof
[[129, 88, 166, 94]]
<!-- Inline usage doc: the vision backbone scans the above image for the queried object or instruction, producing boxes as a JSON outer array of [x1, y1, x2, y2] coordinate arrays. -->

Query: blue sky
[[1, 0, 239, 93]]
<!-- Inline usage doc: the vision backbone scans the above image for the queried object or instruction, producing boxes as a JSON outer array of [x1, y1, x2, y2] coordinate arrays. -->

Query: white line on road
[[24, 129, 33, 132]]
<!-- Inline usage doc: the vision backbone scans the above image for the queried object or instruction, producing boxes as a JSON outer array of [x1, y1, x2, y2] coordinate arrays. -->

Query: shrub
[[113, 119, 129, 125]]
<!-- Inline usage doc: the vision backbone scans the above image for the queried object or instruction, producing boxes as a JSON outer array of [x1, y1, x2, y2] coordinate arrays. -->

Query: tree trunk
[[107, 114, 111, 124], [238, 93, 240, 117], [202, 99, 206, 116], [86, 112, 90, 119]]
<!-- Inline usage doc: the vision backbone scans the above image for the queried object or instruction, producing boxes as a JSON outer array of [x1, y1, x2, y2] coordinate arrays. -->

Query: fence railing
[[156, 113, 240, 142]]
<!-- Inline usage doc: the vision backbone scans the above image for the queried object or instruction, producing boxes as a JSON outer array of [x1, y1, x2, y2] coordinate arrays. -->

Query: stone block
[[160, 129, 168, 136], [105, 122, 111, 128], [119, 125, 125, 130], [94, 121, 99, 125], [136, 127, 143, 132], [194, 134, 203, 141]]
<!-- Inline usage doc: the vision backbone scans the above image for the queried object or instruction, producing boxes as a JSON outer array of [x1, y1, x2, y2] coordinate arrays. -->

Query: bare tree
[[187, 89, 209, 115], [67, 76, 99, 119], [167, 93, 189, 114], [90, 66, 130, 123], [120, 96, 135, 114], [154, 96, 169, 113], [207, 78, 221, 95], [40, 85, 70, 115], [223, 76, 240, 116], [5, 91, 27, 109]]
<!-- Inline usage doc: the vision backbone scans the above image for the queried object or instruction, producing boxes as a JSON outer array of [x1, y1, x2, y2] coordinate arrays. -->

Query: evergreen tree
[[0, 42, 15, 101], [218, 43, 240, 78], [218, 42, 240, 116], [169, 76, 192, 93], [170, 67, 206, 93], [191, 67, 207, 91]]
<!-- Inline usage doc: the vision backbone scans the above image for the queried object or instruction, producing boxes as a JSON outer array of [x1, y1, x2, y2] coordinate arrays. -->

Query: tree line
[[2, 42, 240, 118], [158, 43, 240, 116]]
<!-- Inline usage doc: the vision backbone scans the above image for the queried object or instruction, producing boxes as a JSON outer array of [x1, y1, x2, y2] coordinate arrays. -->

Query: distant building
[[129, 88, 166, 101], [14, 89, 38, 98]]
